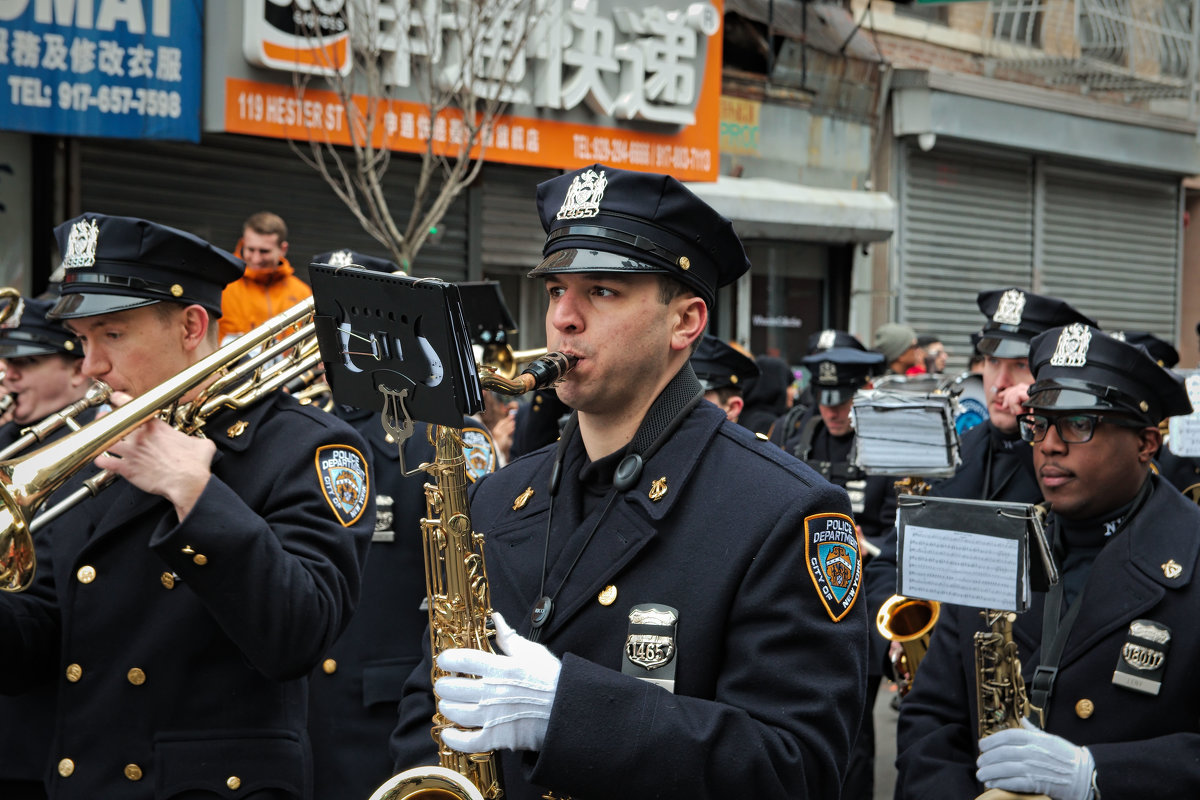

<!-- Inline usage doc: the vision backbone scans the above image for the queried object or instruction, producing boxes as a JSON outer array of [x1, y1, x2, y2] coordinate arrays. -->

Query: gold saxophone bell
[[877, 594, 940, 696], [479, 344, 548, 381]]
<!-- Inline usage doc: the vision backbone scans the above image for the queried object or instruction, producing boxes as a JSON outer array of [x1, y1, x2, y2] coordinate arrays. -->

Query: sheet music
[[901, 524, 1021, 611]]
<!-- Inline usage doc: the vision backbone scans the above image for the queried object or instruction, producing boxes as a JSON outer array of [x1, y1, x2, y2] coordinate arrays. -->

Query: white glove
[[435, 611, 562, 753], [976, 718, 1096, 800]]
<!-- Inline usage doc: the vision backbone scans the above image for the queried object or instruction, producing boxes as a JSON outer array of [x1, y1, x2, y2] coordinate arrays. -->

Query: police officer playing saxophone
[[896, 323, 1200, 800], [307, 249, 495, 800], [0, 297, 91, 800], [390, 164, 868, 800], [0, 214, 374, 800]]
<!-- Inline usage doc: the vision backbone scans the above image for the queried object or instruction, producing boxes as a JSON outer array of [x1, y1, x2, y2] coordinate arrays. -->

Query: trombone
[[0, 297, 321, 592]]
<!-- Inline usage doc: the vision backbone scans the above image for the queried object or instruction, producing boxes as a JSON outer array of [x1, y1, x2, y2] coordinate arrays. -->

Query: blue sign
[[0, 0, 201, 141]]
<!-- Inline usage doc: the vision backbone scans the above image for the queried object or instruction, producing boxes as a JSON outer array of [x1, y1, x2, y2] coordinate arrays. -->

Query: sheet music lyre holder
[[309, 263, 483, 476]]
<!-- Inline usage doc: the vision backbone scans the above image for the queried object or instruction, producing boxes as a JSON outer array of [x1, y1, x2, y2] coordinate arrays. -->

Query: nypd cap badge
[[804, 512, 861, 622], [316, 445, 370, 527], [1050, 323, 1092, 368], [992, 289, 1026, 327]]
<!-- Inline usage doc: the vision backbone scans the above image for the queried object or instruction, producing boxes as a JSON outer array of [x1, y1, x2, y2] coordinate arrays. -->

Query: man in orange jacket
[[218, 211, 312, 343]]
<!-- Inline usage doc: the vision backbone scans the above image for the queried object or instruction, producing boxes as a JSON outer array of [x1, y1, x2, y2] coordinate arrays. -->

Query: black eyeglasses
[[1018, 413, 1144, 444]]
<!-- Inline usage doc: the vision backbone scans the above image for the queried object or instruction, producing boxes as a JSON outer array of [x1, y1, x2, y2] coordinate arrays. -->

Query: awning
[[686, 176, 896, 243]]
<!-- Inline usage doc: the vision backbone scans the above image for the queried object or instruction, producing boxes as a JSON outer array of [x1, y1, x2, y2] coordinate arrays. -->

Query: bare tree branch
[[287, 0, 542, 273]]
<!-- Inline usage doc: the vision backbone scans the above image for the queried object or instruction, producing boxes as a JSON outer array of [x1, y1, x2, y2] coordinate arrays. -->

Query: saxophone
[[973, 609, 1051, 800], [369, 352, 576, 800]]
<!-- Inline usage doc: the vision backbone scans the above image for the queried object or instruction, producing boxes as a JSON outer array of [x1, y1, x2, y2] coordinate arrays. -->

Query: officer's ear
[[1136, 424, 1162, 464]]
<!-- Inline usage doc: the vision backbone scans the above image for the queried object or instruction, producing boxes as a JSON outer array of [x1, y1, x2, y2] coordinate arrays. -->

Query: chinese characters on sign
[[234, 0, 721, 180], [0, 0, 202, 141]]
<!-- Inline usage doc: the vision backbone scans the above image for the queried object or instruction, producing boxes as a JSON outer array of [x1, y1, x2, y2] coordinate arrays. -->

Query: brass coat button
[[76, 566, 96, 584], [322, 658, 337, 674], [127, 668, 146, 686], [124, 763, 143, 781], [58, 758, 74, 777], [1075, 698, 1095, 719], [192, 553, 208, 566], [160, 572, 175, 589], [227, 776, 242, 790], [65, 664, 82, 683]]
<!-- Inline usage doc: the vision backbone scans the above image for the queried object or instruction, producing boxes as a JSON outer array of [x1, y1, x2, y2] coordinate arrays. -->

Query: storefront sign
[[225, 0, 721, 180], [720, 95, 759, 155], [0, 0, 202, 141]]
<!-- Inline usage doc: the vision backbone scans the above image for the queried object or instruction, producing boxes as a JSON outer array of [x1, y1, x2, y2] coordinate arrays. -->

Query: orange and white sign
[[228, 0, 722, 181], [243, 0, 351, 77]]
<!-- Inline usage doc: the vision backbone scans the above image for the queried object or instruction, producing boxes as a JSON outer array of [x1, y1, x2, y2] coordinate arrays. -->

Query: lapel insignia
[[818, 329, 837, 350], [556, 168, 607, 220], [373, 493, 395, 542], [1162, 559, 1183, 579], [1112, 619, 1170, 696], [1050, 323, 1092, 367], [513, 486, 534, 510], [622, 604, 679, 692], [63, 218, 100, 268], [803, 512, 861, 622], [598, 584, 617, 606], [992, 289, 1026, 326], [461, 426, 496, 482], [648, 476, 668, 502], [315, 445, 370, 527], [226, 420, 249, 438]]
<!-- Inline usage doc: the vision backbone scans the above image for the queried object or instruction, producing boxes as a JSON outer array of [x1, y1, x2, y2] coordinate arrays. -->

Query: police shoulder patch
[[803, 512, 861, 622], [462, 426, 497, 483], [316, 444, 370, 527]]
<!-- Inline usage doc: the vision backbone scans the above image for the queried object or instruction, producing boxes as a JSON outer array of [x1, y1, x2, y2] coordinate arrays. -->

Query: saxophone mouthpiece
[[520, 352, 577, 392]]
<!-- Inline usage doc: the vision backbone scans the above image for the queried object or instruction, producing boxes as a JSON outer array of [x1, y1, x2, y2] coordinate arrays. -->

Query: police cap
[[528, 164, 750, 308], [976, 288, 1096, 359], [801, 347, 885, 407], [0, 297, 81, 358], [1108, 330, 1179, 369], [808, 329, 866, 355], [48, 214, 244, 321], [1026, 323, 1191, 424], [691, 335, 759, 393]]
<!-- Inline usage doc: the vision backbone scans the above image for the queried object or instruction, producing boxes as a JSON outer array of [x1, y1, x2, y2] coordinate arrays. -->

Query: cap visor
[[529, 248, 668, 277], [48, 292, 159, 321], [818, 387, 856, 406], [976, 335, 1031, 359], [0, 342, 62, 358], [1025, 387, 1117, 413]]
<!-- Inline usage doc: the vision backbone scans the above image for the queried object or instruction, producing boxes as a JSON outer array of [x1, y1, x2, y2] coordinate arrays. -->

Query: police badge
[[992, 289, 1026, 326], [62, 218, 100, 269], [1112, 619, 1171, 696], [818, 361, 838, 385], [817, 329, 837, 350], [1050, 323, 1092, 368], [556, 168, 607, 220], [804, 512, 861, 622], [326, 249, 357, 268], [315, 445, 370, 527], [622, 604, 679, 692], [461, 426, 496, 482]]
